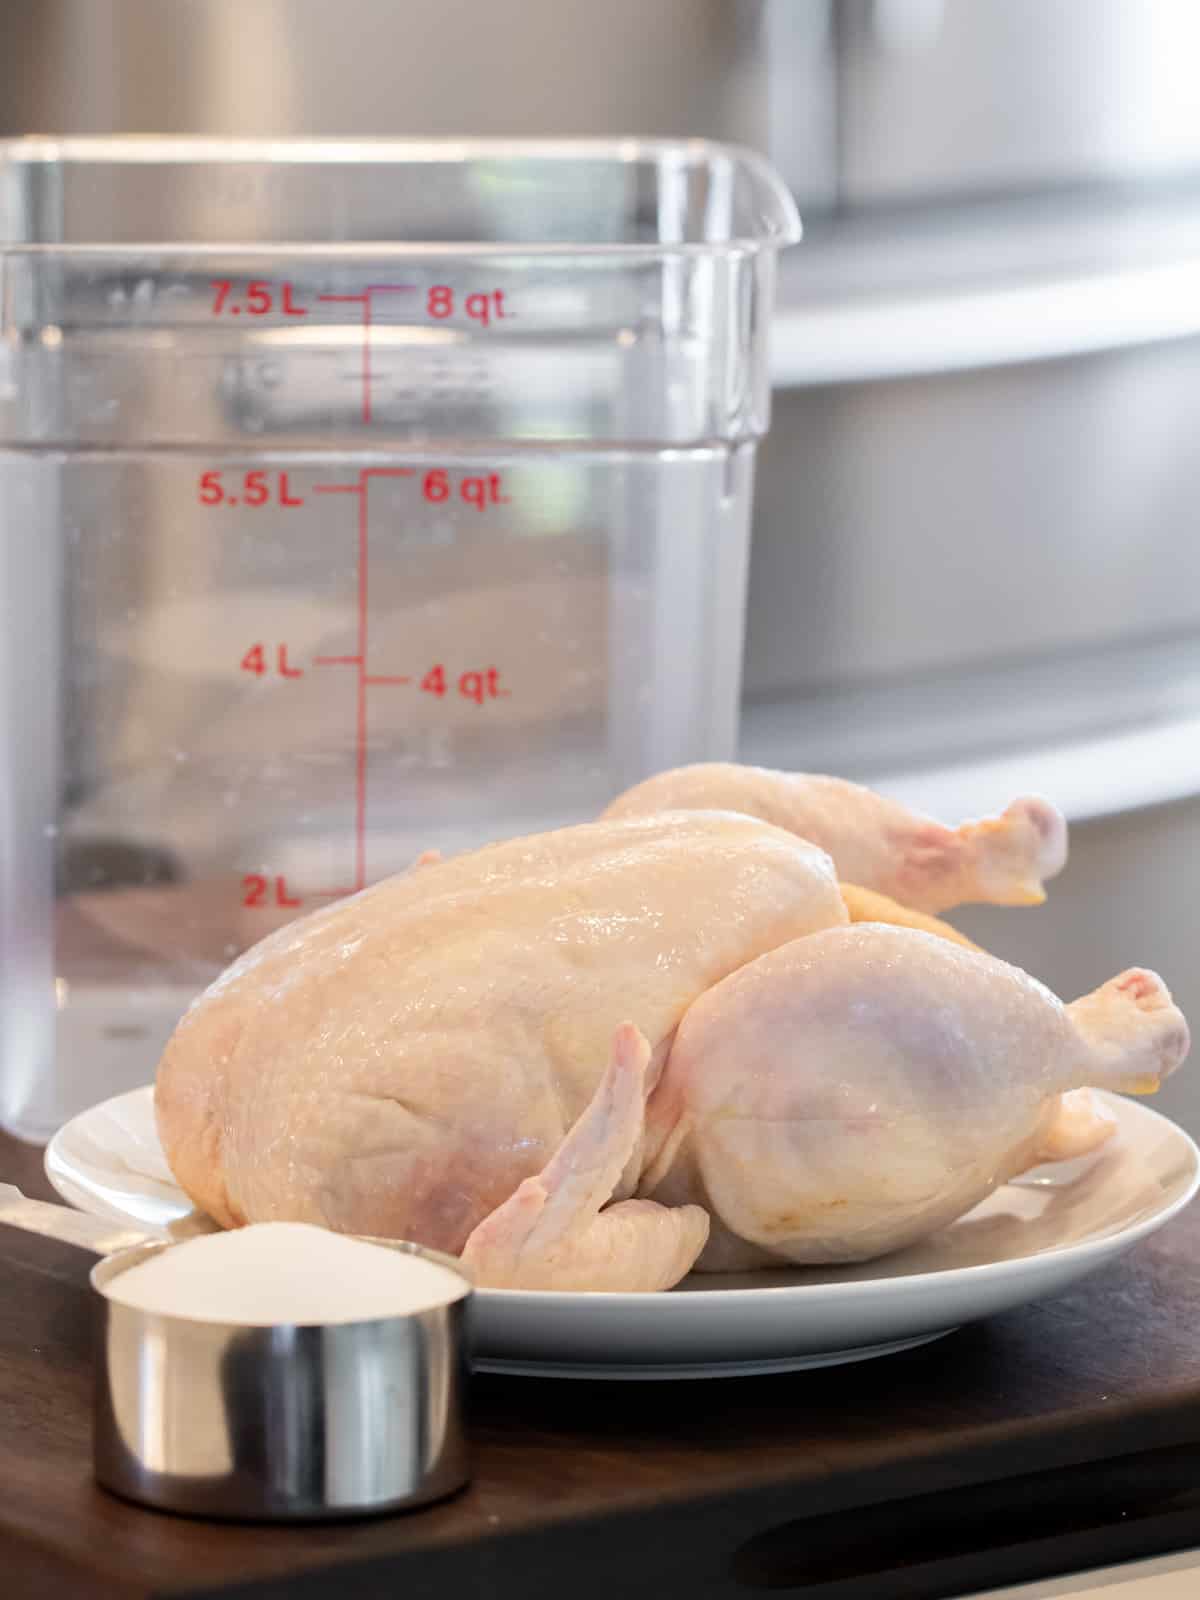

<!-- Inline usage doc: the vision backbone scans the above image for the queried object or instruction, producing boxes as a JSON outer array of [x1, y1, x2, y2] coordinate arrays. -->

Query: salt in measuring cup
[[0, 1185, 472, 1520]]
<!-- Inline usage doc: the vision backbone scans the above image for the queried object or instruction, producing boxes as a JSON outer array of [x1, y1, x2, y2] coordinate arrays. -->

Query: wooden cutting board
[[2, 1129, 1199, 1600]]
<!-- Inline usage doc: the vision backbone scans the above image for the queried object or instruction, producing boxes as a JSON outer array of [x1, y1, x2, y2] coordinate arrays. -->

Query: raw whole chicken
[[157, 811, 847, 1274], [602, 763, 1068, 913], [156, 797, 1188, 1294]]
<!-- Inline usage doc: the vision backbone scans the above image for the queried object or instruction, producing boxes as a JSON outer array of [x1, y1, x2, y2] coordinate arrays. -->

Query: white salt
[[102, 1221, 469, 1325]]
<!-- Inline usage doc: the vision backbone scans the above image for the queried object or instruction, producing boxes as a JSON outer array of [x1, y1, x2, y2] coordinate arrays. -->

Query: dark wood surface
[[3, 1127, 1200, 1600]]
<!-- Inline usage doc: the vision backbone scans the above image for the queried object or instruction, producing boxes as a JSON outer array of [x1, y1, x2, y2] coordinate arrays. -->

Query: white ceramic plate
[[45, 1086, 1199, 1380]]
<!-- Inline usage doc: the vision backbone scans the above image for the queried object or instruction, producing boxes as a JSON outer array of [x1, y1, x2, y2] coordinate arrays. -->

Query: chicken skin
[[460, 929, 1186, 1289], [641, 925, 1188, 1272], [156, 801, 1188, 1292], [155, 811, 847, 1285], [602, 764, 1067, 913]]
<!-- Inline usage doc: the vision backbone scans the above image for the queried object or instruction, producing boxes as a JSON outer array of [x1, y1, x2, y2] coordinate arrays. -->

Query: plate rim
[[473, 1328, 961, 1380], [45, 1083, 1200, 1308]]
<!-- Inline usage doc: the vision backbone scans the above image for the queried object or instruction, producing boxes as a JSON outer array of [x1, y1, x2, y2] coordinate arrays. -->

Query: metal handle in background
[[0, 1184, 159, 1257], [770, 257, 1200, 389]]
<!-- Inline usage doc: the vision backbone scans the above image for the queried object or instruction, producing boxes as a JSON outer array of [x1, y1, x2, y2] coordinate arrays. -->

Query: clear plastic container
[[0, 137, 800, 1138]]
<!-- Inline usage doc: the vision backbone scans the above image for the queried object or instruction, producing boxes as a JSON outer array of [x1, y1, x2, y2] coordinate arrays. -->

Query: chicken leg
[[646, 923, 1189, 1271], [602, 764, 1067, 914]]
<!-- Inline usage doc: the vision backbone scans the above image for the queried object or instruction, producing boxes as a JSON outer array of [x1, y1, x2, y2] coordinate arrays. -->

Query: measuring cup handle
[[0, 1184, 159, 1257]]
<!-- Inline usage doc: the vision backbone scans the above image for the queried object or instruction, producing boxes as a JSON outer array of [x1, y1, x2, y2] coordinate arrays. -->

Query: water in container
[[0, 137, 800, 1138]]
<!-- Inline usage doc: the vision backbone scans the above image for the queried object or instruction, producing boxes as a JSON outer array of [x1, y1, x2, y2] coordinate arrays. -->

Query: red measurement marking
[[317, 285, 417, 425], [212, 280, 305, 317], [240, 643, 304, 678], [426, 286, 511, 326], [199, 470, 305, 509], [355, 484, 368, 891], [312, 468, 415, 888], [422, 468, 507, 510], [317, 296, 369, 424], [277, 465, 510, 903], [362, 291, 372, 424], [467, 665, 508, 704], [419, 663, 508, 703], [242, 874, 303, 909]]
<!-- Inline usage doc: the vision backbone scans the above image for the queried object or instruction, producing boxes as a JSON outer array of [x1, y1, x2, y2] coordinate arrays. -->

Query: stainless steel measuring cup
[[0, 1185, 472, 1520]]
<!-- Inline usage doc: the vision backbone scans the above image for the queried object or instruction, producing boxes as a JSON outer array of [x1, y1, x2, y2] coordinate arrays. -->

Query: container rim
[[0, 133, 802, 255]]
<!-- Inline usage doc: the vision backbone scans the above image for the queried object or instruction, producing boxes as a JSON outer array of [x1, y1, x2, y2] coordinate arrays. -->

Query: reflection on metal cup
[[90, 1238, 472, 1520]]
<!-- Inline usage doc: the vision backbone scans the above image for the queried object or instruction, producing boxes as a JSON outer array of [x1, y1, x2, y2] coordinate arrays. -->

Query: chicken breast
[[155, 811, 846, 1250]]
